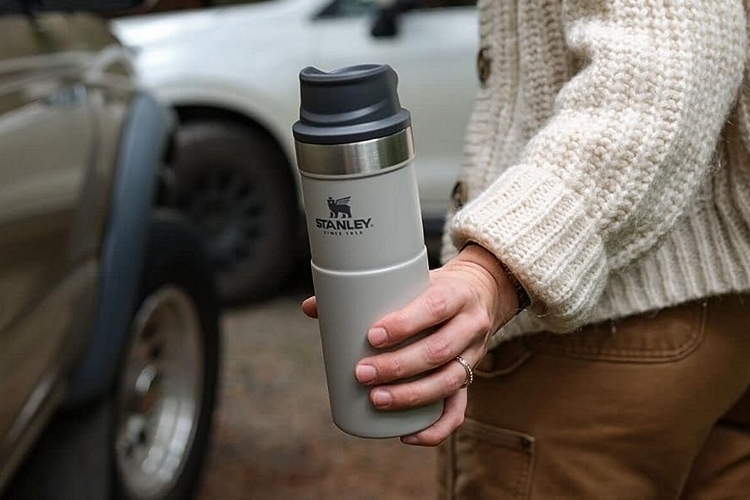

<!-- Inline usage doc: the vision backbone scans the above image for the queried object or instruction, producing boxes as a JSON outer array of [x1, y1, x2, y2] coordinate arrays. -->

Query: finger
[[400, 390, 467, 447], [301, 296, 318, 318], [368, 280, 465, 348], [356, 312, 487, 385], [367, 356, 473, 410]]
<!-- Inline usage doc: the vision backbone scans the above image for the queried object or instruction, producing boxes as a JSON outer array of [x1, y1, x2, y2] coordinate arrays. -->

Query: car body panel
[[0, 9, 168, 491], [0, 13, 101, 471]]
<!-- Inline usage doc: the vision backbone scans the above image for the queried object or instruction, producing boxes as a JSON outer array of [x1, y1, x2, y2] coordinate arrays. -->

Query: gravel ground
[[195, 274, 438, 500]]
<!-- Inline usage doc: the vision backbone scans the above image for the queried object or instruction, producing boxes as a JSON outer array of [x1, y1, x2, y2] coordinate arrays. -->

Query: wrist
[[452, 243, 529, 326], [497, 259, 531, 313]]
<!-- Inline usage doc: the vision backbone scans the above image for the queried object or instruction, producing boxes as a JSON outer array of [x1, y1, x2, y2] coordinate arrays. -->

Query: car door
[[312, 0, 478, 220], [0, 12, 97, 466]]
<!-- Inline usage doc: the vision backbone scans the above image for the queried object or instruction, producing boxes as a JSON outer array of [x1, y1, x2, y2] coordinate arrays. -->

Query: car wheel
[[113, 210, 220, 500], [3, 211, 220, 500], [172, 120, 300, 304]]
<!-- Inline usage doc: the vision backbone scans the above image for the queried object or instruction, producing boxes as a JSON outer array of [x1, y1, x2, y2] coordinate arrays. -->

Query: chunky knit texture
[[442, 0, 750, 343]]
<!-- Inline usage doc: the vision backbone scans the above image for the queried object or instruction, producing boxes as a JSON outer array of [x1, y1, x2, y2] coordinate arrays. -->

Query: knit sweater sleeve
[[450, 0, 747, 331]]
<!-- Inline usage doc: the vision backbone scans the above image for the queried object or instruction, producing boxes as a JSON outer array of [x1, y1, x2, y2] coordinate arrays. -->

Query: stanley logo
[[315, 196, 372, 235], [327, 196, 351, 218]]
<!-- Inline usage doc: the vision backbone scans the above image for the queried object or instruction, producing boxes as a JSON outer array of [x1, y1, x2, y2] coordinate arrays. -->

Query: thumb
[[302, 296, 318, 318]]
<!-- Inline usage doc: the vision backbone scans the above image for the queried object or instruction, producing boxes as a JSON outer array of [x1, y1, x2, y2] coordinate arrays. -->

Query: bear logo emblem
[[327, 196, 352, 218]]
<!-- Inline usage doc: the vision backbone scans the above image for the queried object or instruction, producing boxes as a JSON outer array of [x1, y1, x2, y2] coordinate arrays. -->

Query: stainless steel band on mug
[[295, 127, 415, 176]]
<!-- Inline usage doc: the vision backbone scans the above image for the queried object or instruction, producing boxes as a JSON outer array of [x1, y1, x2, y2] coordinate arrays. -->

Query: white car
[[112, 0, 478, 302]]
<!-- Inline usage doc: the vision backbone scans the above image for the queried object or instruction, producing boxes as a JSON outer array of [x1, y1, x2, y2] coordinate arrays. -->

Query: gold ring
[[454, 355, 474, 388]]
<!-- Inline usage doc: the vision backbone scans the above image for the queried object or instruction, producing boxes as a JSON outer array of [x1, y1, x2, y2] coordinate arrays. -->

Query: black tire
[[3, 401, 113, 500], [112, 210, 220, 500], [4, 211, 220, 500], [172, 121, 300, 304]]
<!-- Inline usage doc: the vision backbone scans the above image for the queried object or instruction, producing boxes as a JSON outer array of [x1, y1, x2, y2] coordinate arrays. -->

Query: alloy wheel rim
[[114, 286, 204, 500]]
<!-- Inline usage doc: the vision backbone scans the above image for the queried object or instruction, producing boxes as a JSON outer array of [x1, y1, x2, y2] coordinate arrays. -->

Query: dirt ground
[[195, 274, 438, 500]]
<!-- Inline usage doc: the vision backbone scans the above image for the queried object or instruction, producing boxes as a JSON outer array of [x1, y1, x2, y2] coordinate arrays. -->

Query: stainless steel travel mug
[[293, 64, 443, 438]]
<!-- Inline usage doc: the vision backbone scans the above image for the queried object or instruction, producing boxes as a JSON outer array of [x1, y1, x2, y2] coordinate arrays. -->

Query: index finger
[[368, 280, 464, 348]]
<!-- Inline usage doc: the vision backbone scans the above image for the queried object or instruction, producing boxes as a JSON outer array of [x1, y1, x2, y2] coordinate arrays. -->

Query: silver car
[[0, 1, 220, 498], [112, 0, 478, 304]]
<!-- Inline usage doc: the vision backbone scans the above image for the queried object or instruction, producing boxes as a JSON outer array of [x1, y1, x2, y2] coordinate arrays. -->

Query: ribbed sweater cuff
[[450, 165, 608, 331]]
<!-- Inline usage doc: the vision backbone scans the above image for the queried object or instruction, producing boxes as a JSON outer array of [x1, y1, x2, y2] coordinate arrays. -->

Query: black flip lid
[[292, 64, 411, 145]]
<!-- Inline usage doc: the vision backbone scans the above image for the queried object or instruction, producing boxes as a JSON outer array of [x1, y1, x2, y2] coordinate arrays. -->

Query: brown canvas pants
[[438, 294, 750, 499]]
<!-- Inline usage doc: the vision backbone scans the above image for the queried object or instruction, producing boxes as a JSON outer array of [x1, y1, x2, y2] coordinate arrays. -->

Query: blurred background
[[0, 0, 476, 498]]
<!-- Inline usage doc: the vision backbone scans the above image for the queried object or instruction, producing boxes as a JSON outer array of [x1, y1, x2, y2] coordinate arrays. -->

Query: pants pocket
[[449, 418, 535, 500], [528, 299, 706, 363]]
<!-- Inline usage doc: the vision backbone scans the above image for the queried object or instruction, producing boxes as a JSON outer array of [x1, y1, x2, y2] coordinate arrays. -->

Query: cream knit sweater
[[442, 0, 750, 343]]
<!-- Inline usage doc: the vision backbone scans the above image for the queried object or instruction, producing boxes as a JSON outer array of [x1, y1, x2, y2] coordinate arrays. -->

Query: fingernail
[[372, 389, 392, 407], [401, 435, 419, 445], [369, 327, 387, 347], [355, 364, 376, 384]]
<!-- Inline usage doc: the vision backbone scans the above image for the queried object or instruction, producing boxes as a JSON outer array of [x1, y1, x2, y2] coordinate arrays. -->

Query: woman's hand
[[302, 244, 521, 446]]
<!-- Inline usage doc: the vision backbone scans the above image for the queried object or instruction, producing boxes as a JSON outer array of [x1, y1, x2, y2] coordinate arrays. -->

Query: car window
[[418, 0, 475, 7], [114, 0, 265, 15], [316, 0, 378, 18], [318, 0, 475, 19]]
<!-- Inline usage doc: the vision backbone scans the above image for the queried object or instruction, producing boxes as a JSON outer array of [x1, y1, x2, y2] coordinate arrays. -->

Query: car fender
[[148, 76, 304, 203], [65, 91, 173, 406]]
